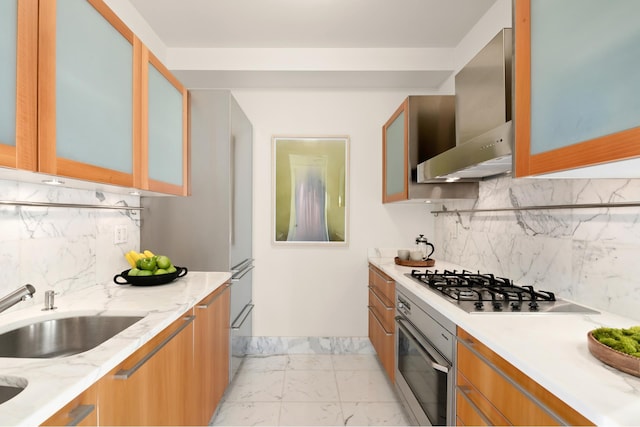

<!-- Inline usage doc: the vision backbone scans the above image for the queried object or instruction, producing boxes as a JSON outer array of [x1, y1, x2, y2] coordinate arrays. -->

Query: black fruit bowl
[[113, 266, 188, 286]]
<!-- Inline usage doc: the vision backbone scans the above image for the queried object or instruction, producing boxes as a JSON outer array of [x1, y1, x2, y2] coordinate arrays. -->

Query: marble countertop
[[369, 255, 640, 426], [0, 271, 231, 427]]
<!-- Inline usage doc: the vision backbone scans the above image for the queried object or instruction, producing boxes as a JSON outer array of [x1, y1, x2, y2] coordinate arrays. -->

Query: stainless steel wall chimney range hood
[[418, 28, 513, 182]]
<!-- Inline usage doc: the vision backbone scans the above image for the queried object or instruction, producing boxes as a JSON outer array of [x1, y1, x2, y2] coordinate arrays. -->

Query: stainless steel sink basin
[[0, 316, 144, 358], [0, 377, 27, 405]]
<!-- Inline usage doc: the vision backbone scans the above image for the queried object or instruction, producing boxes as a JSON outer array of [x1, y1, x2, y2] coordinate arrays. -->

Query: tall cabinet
[[514, 0, 640, 177]]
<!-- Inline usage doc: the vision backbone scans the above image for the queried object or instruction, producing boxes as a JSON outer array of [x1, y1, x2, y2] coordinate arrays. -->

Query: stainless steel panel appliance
[[406, 269, 598, 314], [418, 28, 514, 182], [141, 90, 253, 382], [395, 284, 456, 426]]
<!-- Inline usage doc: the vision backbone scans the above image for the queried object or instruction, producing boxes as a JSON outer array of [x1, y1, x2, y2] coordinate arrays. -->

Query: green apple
[[156, 255, 172, 270]]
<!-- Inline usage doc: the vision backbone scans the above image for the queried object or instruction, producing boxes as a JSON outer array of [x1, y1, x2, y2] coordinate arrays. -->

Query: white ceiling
[[128, 0, 497, 49], [125, 0, 499, 89]]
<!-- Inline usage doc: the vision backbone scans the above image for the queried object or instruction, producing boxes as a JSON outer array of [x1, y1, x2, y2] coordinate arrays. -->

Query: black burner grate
[[409, 269, 556, 311]]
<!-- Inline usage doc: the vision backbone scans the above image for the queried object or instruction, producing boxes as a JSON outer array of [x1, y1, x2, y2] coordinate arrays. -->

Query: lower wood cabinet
[[194, 283, 230, 425], [41, 383, 98, 426], [39, 284, 232, 426], [98, 310, 197, 426], [456, 328, 593, 426], [368, 264, 395, 381]]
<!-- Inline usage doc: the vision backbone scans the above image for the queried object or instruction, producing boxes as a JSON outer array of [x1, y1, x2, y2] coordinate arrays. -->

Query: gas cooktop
[[406, 269, 599, 314]]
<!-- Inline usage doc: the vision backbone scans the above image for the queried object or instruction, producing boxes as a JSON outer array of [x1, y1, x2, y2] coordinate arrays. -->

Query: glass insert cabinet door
[[38, 0, 137, 187], [383, 99, 409, 203], [514, 0, 640, 177], [143, 49, 188, 196], [0, 0, 18, 151]]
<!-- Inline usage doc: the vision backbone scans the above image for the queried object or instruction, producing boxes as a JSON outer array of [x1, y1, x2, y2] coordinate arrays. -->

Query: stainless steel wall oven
[[395, 285, 456, 426]]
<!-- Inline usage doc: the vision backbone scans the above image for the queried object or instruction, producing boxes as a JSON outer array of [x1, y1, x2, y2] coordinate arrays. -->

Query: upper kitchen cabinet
[[514, 0, 640, 178], [139, 46, 189, 196], [0, 0, 37, 170], [38, 0, 139, 187], [383, 98, 409, 202], [382, 96, 478, 203]]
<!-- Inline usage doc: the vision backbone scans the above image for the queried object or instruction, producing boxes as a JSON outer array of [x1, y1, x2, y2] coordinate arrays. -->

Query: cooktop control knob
[[510, 302, 522, 311], [474, 301, 484, 311], [492, 301, 503, 311], [529, 301, 539, 311]]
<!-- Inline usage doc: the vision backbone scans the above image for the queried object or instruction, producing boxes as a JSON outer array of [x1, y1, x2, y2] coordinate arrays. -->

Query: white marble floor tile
[[282, 370, 340, 402], [332, 354, 382, 371], [342, 402, 411, 426], [224, 370, 285, 402], [286, 354, 334, 370], [336, 370, 399, 402], [211, 402, 281, 426], [279, 402, 343, 426], [241, 355, 289, 372], [212, 354, 411, 426]]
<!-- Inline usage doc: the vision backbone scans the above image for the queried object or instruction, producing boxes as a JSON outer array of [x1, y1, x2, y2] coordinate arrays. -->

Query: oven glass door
[[397, 318, 449, 426]]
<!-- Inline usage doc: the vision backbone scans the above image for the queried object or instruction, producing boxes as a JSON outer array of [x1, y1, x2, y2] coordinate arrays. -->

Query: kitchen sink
[[0, 315, 144, 358], [0, 377, 26, 405]]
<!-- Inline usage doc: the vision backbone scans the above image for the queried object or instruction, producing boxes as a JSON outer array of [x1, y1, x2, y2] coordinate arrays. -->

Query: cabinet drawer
[[368, 307, 394, 381], [368, 265, 395, 305], [457, 339, 559, 426], [368, 287, 394, 333], [455, 388, 488, 427], [456, 372, 509, 426], [457, 328, 593, 426]]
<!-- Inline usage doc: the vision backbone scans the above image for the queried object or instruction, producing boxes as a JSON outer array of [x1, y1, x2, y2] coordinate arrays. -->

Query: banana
[[127, 250, 141, 262], [124, 252, 137, 268], [143, 250, 155, 258]]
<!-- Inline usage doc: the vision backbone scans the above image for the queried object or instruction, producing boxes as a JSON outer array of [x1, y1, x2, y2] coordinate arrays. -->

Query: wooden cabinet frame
[[382, 99, 409, 203], [0, 0, 38, 170], [514, 0, 640, 177], [37, 0, 140, 187], [140, 47, 189, 195]]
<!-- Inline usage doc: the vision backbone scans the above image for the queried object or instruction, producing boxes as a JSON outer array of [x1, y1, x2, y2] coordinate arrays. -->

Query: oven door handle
[[396, 316, 450, 373]]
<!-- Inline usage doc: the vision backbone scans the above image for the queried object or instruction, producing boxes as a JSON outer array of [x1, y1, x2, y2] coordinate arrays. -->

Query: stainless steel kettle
[[415, 234, 435, 260]]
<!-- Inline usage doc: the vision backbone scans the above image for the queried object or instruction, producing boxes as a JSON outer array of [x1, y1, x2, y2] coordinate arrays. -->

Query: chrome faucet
[[0, 284, 36, 314]]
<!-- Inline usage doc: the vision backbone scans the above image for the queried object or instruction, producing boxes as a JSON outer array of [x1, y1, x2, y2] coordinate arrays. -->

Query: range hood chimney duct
[[418, 28, 513, 182]]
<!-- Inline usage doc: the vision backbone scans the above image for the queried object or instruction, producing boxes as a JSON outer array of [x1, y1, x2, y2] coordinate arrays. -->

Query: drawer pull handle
[[114, 316, 195, 380], [66, 404, 95, 426], [369, 267, 394, 284], [197, 286, 229, 309], [368, 306, 393, 336], [368, 286, 393, 310], [458, 386, 493, 426]]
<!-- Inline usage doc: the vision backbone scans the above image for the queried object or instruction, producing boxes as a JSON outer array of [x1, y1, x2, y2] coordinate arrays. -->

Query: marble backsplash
[[0, 179, 140, 311], [433, 176, 640, 321]]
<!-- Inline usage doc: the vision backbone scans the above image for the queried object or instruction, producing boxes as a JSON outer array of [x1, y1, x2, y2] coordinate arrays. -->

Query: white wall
[[233, 90, 437, 337]]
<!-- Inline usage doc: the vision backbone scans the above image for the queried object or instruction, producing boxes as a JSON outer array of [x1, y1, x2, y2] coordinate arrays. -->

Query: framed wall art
[[272, 136, 349, 246]]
